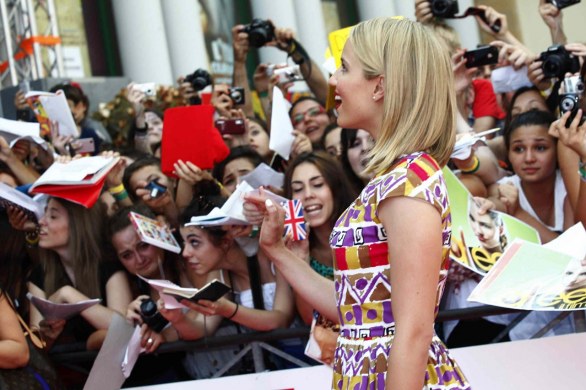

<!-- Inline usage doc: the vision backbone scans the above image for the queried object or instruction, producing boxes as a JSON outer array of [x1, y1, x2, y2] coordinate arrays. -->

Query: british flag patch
[[282, 199, 307, 241]]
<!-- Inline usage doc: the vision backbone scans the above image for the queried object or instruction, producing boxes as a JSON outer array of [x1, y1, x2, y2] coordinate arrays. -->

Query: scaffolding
[[0, 0, 64, 88]]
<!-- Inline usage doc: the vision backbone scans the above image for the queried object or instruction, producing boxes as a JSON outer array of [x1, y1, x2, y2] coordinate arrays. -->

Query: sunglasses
[[291, 106, 326, 127]]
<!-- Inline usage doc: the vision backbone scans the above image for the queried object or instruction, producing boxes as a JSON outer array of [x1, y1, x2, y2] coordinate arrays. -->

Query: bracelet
[[460, 155, 480, 174], [226, 303, 239, 320], [24, 229, 40, 246], [579, 161, 586, 182], [108, 183, 125, 195], [113, 189, 129, 201]]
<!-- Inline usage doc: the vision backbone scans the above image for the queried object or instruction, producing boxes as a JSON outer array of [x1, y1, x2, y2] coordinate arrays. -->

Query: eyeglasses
[[291, 106, 326, 127]]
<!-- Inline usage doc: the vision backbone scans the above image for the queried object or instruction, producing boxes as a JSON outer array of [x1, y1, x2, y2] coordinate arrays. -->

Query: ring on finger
[[147, 337, 153, 345]]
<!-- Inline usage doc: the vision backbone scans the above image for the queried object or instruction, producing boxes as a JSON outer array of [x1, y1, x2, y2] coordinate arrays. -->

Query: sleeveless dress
[[329, 152, 470, 390]]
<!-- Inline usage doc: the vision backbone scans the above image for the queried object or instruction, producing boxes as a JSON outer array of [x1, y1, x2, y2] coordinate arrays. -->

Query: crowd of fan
[[1, 0, 585, 388]]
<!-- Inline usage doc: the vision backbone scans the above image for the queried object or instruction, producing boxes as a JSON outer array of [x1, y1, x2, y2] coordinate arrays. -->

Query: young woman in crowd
[[321, 124, 343, 158], [340, 128, 375, 194], [490, 110, 573, 242], [246, 17, 470, 389], [289, 97, 332, 146], [27, 197, 132, 350], [212, 146, 264, 194]]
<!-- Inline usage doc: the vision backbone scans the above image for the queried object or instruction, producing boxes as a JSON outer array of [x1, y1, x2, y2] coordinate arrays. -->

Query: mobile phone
[[144, 179, 167, 199], [547, 0, 581, 10], [215, 118, 245, 135], [74, 138, 96, 154], [135, 82, 157, 97], [464, 45, 499, 68]]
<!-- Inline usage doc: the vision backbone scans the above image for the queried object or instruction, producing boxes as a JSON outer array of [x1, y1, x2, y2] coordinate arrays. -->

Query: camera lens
[[432, 0, 448, 13], [140, 299, 157, 317], [543, 58, 561, 78]]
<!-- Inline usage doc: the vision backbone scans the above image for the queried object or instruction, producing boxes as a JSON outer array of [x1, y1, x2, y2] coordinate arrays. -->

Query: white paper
[[136, 275, 186, 310], [121, 326, 145, 378], [240, 163, 285, 189], [451, 128, 500, 160], [32, 155, 117, 187], [0, 182, 45, 220], [38, 90, 79, 138], [83, 314, 135, 390], [322, 57, 337, 75], [27, 292, 101, 320], [0, 117, 40, 139], [269, 87, 295, 160], [543, 223, 586, 258]]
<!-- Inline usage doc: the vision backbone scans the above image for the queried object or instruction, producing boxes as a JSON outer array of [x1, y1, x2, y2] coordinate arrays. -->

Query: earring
[[372, 96, 376, 100]]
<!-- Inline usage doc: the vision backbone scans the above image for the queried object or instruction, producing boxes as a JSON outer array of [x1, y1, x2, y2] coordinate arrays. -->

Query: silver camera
[[559, 75, 585, 127], [273, 65, 303, 84], [135, 82, 157, 97]]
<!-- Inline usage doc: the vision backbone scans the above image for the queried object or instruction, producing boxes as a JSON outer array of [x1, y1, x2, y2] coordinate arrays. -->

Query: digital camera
[[242, 19, 275, 48], [430, 0, 459, 18], [273, 65, 303, 83], [560, 75, 585, 127], [228, 87, 245, 105], [144, 179, 167, 199], [140, 298, 169, 333], [184, 68, 212, 92], [547, 0, 581, 10], [538, 45, 581, 79], [135, 82, 156, 97]]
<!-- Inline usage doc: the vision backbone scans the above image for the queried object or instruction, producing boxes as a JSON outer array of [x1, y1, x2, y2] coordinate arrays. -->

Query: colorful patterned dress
[[329, 152, 470, 390]]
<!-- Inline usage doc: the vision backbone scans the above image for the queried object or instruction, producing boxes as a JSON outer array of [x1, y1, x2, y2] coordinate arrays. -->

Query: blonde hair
[[350, 18, 456, 174]]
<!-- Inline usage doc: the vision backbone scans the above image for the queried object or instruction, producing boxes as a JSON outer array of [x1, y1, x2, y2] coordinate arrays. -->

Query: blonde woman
[[246, 18, 470, 389]]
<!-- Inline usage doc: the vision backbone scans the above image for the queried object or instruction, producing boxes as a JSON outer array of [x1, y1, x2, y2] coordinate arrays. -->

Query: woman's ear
[[373, 76, 385, 102]]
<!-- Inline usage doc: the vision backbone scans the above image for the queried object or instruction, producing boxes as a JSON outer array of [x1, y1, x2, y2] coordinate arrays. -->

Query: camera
[[241, 19, 275, 48], [215, 118, 246, 135], [228, 87, 245, 105], [538, 45, 580, 79], [430, 0, 459, 18], [140, 298, 169, 333], [184, 68, 212, 92], [464, 45, 499, 69], [560, 75, 585, 127], [135, 82, 156, 97], [144, 179, 167, 199], [547, 0, 581, 10], [273, 65, 303, 83]]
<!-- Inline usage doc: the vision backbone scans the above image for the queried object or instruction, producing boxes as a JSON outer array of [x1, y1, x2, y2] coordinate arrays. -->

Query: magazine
[[0, 117, 45, 148], [160, 279, 231, 303], [25, 90, 78, 138], [0, 182, 45, 221], [27, 292, 101, 320], [29, 156, 118, 207], [468, 224, 586, 311], [443, 167, 540, 275], [128, 211, 181, 253]]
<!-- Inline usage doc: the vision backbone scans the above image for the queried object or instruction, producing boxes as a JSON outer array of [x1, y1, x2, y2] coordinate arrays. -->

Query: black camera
[[431, 0, 459, 18], [547, 0, 581, 9], [139, 298, 169, 333], [144, 179, 167, 199], [228, 87, 245, 105], [184, 68, 212, 92], [538, 45, 581, 79], [241, 19, 275, 48], [560, 75, 585, 127]]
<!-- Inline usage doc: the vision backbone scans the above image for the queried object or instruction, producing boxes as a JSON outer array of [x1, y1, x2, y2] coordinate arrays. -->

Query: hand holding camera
[[537, 44, 580, 79], [559, 75, 585, 127], [232, 24, 250, 63]]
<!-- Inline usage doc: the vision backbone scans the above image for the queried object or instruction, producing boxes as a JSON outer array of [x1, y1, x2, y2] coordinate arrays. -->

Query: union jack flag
[[282, 199, 307, 241]]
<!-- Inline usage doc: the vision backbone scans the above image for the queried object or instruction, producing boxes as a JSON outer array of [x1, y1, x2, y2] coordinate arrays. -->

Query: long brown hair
[[284, 151, 357, 234], [40, 198, 106, 299]]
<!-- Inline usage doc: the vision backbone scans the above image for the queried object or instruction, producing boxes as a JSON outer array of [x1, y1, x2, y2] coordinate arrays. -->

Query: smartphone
[[74, 138, 96, 154], [215, 118, 245, 135], [144, 179, 167, 199], [19, 80, 31, 94], [135, 82, 157, 97], [464, 45, 499, 68]]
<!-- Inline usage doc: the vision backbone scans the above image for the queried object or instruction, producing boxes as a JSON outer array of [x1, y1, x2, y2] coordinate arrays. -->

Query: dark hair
[[49, 83, 87, 106], [107, 204, 156, 240], [504, 110, 557, 151], [180, 195, 227, 246], [340, 128, 367, 194], [284, 151, 357, 236], [212, 146, 263, 183], [505, 86, 549, 129], [319, 123, 341, 151], [288, 96, 323, 118], [0, 210, 31, 309], [248, 116, 268, 134], [122, 156, 162, 202]]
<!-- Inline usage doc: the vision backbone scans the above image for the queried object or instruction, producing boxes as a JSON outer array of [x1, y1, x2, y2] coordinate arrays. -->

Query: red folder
[[161, 105, 229, 176], [30, 175, 107, 208]]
